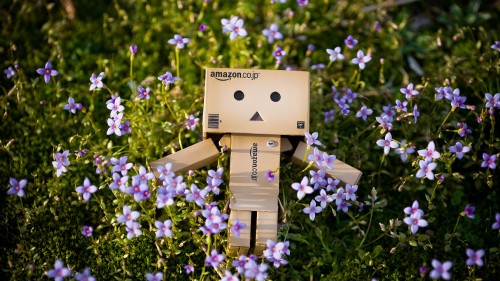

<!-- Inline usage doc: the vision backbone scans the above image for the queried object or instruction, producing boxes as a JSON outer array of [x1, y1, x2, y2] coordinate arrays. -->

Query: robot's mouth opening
[[250, 111, 264, 121]]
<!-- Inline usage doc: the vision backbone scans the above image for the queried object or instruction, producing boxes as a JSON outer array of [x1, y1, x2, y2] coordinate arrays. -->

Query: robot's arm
[[149, 139, 220, 177], [291, 141, 362, 186]]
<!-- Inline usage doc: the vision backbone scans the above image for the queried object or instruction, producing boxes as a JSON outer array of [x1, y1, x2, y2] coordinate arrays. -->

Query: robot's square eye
[[270, 91, 281, 102], [234, 90, 244, 101]]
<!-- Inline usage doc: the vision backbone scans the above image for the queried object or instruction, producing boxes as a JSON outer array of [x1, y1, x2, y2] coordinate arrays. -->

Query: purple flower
[[131, 181, 150, 202], [413, 104, 420, 123], [373, 21, 381, 32], [382, 104, 395, 121], [448, 141, 471, 160], [125, 220, 142, 239], [63, 97, 82, 114], [121, 120, 131, 136], [311, 63, 326, 70], [221, 16, 247, 40], [356, 105, 373, 121], [394, 140, 415, 162], [404, 200, 424, 217], [315, 189, 333, 208], [185, 183, 208, 206], [344, 89, 359, 101], [158, 71, 180, 86], [264, 170, 275, 182], [429, 259, 452, 280], [394, 99, 408, 112], [221, 271, 239, 281], [450, 89, 467, 109], [244, 259, 268, 280], [309, 169, 326, 188], [481, 153, 497, 169], [232, 254, 249, 274], [106, 96, 124, 118], [7, 178, 27, 197], [331, 187, 346, 205], [110, 156, 133, 175], [457, 122, 472, 137], [308, 147, 323, 166], [53, 150, 70, 177], [291, 176, 314, 200], [116, 205, 140, 224], [376, 132, 399, 155], [157, 162, 174, 181], [491, 41, 500, 52], [89, 72, 104, 91], [46, 259, 71, 280], [36, 61, 58, 84], [75, 177, 97, 201], [416, 160, 437, 180], [400, 83, 419, 100], [321, 152, 336, 170], [345, 184, 358, 201], [492, 213, 500, 229], [185, 114, 199, 131], [324, 109, 335, 122], [326, 178, 340, 192], [129, 44, 138, 55], [145, 272, 163, 281], [305, 131, 322, 146], [137, 85, 151, 99], [326, 47, 344, 61], [337, 200, 351, 213], [199, 24, 207, 31], [184, 264, 194, 274], [109, 173, 128, 190], [419, 266, 428, 277], [485, 93, 500, 109], [263, 240, 289, 268], [168, 34, 191, 49], [296, 0, 309, 7], [273, 46, 286, 63], [376, 115, 393, 131], [344, 35, 358, 49], [262, 23, 283, 43], [205, 249, 225, 268], [155, 219, 172, 238], [75, 268, 96, 281], [134, 166, 153, 184], [403, 213, 428, 234], [462, 204, 475, 219], [230, 219, 247, 237], [466, 249, 485, 267], [351, 50, 371, 70], [4, 66, 15, 79], [303, 199, 322, 221], [81, 225, 93, 237], [418, 141, 441, 161], [107, 114, 123, 136]]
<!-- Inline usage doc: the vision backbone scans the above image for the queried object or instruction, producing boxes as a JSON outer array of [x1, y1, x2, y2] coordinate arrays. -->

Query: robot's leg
[[254, 211, 278, 256], [227, 210, 252, 257]]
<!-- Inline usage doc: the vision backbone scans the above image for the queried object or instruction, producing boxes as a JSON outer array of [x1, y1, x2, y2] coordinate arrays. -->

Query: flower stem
[[175, 47, 180, 78], [448, 215, 461, 243]]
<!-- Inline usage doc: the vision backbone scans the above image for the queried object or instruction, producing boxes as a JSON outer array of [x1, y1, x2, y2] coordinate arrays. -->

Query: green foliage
[[1, 0, 500, 280]]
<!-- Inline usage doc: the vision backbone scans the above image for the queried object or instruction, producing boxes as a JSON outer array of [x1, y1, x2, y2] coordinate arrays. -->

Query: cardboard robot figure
[[151, 68, 361, 256]]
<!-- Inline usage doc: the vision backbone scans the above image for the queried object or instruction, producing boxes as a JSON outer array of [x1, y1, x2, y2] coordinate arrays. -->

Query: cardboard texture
[[229, 134, 281, 212], [292, 141, 362, 185], [150, 68, 362, 257], [203, 68, 310, 138], [228, 210, 252, 256], [149, 139, 219, 177], [255, 211, 278, 254]]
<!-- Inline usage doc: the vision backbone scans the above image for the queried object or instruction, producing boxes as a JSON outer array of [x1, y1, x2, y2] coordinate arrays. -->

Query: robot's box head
[[203, 68, 310, 137]]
